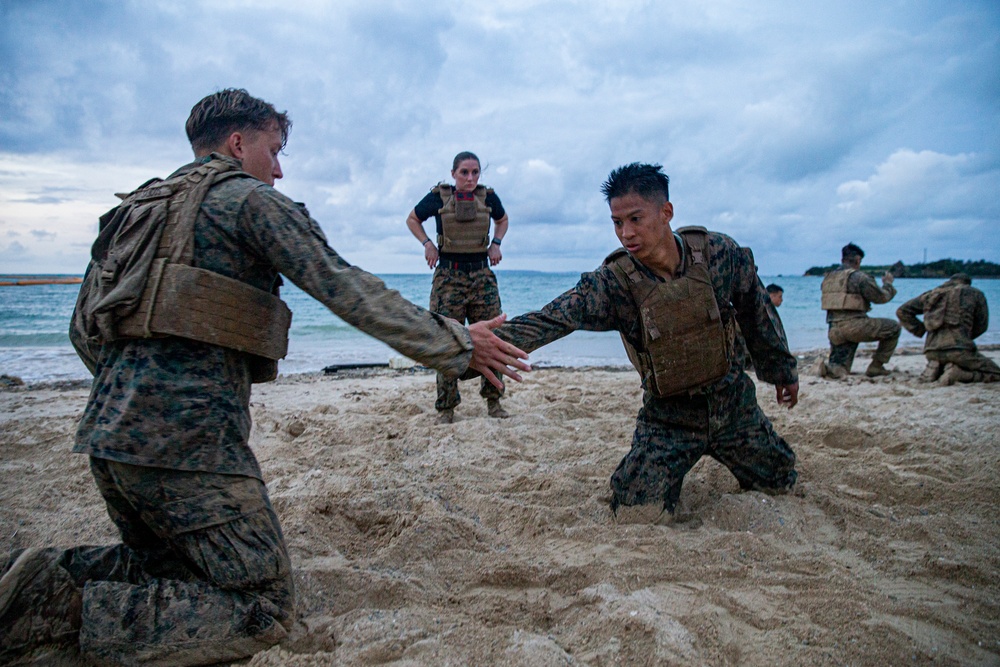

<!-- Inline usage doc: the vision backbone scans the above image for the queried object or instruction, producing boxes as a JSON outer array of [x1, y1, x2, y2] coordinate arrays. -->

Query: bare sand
[[1, 349, 998, 666]]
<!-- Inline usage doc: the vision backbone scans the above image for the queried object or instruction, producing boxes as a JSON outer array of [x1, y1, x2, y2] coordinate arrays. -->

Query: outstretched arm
[[248, 188, 475, 380], [496, 268, 624, 354]]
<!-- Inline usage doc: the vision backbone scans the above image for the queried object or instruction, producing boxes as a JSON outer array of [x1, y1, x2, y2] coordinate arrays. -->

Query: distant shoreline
[[798, 274, 999, 280], [0, 276, 83, 286], [803, 259, 1000, 279]]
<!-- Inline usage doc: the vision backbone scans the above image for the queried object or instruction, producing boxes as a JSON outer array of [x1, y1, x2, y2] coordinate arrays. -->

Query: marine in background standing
[[820, 243, 900, 378], [406, 151, 512, 423], [897, 273, 1000, 385]]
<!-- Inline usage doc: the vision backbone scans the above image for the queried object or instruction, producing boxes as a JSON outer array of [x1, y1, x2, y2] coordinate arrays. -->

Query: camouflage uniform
[[897, 276, 1000, 383], [497, 231, 797, 514], [431, 265, 503, 409], [1, 462, 292, 665], [412, 188, 507, 411], [824, 264, 900, 371], [2, 155, 474, 665]]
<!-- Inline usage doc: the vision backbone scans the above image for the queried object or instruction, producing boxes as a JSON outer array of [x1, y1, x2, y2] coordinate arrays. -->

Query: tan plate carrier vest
[[820, 268, 867, 311], [435, 183, 492, 253], [113, 160, 291, 378], [605, 227, 732, 397], [923, 284, 963, 332]]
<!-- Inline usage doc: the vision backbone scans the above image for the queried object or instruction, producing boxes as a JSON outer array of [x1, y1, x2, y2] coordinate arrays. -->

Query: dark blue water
[[2, 272, 999, 383]]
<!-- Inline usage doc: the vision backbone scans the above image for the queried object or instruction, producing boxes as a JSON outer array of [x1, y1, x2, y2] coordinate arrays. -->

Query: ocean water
[[2, 272, 999, 383]]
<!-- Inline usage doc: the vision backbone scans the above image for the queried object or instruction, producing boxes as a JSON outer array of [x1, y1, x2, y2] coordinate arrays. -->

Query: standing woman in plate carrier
[[406, 152, 511, 424]]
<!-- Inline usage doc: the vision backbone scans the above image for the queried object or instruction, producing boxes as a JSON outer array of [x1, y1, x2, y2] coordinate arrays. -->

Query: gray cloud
[[13, 196, 66, 204], [30, 229, 57, 241], [0, 240, 29, 259]]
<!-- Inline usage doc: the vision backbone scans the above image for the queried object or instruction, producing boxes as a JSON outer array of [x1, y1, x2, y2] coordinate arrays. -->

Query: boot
[[435, 408, 454, 425], [939, 365, 976, 386], [865, 360, 891, 377], [0, 548, 83, 662], [918, 360, 944, 383], [612, 502, 674, 526], [821, 361, 849, 379], [487, 398, 510, 419]]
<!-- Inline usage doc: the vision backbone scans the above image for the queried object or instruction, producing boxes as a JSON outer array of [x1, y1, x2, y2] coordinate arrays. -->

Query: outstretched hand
[[776, 382, 799, 409], [467, 314, 531, 389]]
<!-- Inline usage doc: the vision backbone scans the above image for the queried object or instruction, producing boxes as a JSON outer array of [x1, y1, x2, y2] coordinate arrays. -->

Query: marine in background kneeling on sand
[[897, 273, 1000, 385], [819, 243, 900, 379]]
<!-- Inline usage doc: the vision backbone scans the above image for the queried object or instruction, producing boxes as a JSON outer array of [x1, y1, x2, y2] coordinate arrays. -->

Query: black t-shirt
[[413, 187, 505, 262]]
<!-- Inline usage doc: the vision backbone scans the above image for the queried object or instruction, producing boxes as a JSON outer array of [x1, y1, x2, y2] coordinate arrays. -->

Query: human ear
[[226, 132, 245, 159], [660, 201, 674, 225]]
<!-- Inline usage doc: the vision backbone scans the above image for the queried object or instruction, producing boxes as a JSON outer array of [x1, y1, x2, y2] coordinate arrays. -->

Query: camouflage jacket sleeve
[[971, 289, 989, 340], [242, 186, 473, 378], [850, 270, 896, 306], [718, 236, 797, 386], [496, 267, 630, 353], [896, 294, 927, 337]]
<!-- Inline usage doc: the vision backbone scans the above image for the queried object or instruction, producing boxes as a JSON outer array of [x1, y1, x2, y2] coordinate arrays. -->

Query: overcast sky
[[1, 0, 997, 276]]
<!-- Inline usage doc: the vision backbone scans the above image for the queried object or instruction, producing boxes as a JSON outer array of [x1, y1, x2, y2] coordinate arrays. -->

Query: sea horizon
[[2, 272, 999, 385]]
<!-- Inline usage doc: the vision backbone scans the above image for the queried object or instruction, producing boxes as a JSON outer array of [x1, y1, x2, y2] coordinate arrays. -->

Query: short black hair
[[600, 162, 669, 204], [841, 243, 864, 261], [765, 284, 783, 294], [186, 88, 291, 155]]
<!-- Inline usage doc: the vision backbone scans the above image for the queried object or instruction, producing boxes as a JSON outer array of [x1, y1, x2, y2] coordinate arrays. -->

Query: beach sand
[[1, 349, 998, 666]]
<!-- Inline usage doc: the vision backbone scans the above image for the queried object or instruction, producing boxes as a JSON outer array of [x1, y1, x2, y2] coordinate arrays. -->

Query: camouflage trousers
[[610, 373, 797, 514], [922, 348, 1000, 382], [430, 265, 503, 410], [827, 316, 901, 370], [1, 458, 294, 666]]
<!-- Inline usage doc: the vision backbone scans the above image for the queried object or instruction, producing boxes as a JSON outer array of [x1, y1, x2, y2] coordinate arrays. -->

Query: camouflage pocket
[[150, 475, 268, 536]]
